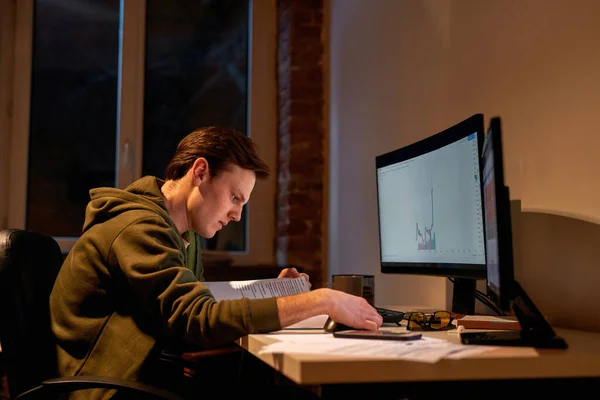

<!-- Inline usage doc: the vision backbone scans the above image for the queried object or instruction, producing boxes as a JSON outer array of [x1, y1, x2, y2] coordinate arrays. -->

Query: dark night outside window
[[27, 0, 120, 237], [144, 0, 250, 252], [26, 0, 250, 252]]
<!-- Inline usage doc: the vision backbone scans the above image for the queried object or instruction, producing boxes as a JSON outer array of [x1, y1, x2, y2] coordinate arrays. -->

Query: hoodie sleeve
[[107, 215, 282, 349]]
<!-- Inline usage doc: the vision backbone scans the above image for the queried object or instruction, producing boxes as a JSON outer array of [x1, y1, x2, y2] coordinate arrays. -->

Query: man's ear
[[191, 157, 210, 185]]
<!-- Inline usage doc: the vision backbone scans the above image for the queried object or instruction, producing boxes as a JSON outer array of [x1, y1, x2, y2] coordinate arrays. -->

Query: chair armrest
[[15, 375, 184, 400], [161, 344, 243, 381], [160, 343, 241, 368], [181, 343, 242, 362]]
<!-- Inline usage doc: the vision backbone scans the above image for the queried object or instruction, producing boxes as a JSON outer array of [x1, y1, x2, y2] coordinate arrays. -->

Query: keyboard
[[375, 307, 405, 325]]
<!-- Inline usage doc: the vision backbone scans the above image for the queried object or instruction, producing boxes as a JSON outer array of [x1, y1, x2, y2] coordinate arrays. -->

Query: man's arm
[[276, 288, 382, 331]]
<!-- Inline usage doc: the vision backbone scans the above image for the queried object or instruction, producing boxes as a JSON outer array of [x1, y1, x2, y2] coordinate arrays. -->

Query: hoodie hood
[[83, 176, 176, 235]]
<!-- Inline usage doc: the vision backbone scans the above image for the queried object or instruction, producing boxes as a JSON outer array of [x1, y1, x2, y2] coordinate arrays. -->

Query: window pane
[[27, 0, 120, 237], [144, 0, 250, 252]]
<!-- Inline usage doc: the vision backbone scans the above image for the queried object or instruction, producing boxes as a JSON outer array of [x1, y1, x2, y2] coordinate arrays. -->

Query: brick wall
[[276, 0, 326, 288]]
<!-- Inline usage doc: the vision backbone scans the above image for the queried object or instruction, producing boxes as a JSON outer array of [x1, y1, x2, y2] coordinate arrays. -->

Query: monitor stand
[[451, 278, 476, 315], [460, 281, 568, 349]]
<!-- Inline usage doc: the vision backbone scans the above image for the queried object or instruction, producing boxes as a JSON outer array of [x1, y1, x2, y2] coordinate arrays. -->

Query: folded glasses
[[406, 311, 454, 331]]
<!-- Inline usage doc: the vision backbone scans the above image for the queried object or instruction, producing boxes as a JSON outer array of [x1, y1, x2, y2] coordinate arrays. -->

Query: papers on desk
[[283, 314, 329, 330], [204, 276, 310, 301], [257, 333, 499, 363]]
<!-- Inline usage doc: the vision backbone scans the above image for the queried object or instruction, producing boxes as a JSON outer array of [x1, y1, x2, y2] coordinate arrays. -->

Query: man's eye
[[232, 195, 239, 202]]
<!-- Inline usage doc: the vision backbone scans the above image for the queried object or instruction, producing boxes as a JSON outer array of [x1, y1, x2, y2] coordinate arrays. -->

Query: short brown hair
[[164, 126, 270, 181]]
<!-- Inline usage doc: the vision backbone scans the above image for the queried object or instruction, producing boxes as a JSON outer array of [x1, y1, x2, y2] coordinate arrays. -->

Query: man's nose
[[229, 207, 242, 222]]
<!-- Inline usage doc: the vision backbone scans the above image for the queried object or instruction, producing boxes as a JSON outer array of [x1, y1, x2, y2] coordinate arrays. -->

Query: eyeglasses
[[405, 311, 454, 331]]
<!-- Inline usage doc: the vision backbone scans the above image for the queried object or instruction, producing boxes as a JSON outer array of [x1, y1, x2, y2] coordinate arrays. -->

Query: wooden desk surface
[[238, 324, 600, 386]]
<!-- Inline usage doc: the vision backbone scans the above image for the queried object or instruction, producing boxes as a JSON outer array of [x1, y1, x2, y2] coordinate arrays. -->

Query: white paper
[[257, 333, 499, 363], [282, 314, 329, 330], [442, 345, 504, 359], [204, 276, 310, 301]]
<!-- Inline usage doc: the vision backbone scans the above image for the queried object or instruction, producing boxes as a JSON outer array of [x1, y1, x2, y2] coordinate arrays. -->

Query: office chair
[[0, 228, 185, 400]]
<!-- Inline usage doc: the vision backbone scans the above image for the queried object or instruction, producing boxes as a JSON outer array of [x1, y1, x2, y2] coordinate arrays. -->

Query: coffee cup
[[326, 274, 375, 306]]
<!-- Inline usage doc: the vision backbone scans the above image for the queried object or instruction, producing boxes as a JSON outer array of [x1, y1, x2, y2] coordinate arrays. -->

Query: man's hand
[[322, 289, 383, 331], [277, 267, 312, 289], [276, 288, 382, 331]]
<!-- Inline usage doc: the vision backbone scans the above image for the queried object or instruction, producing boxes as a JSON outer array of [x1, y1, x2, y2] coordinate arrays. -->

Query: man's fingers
[[278, 268, 312, 288], [367, 307, 383, 328], [363, 319, 379, 332], [300, 273, 312, 288], [278, 267, 298, 279]]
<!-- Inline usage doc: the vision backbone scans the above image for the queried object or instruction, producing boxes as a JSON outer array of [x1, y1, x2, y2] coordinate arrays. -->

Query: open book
[[204, 276, 310, 301]]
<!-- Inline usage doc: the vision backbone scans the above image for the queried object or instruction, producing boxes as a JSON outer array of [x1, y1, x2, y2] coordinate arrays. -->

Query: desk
[[237, 321, 600, 399]]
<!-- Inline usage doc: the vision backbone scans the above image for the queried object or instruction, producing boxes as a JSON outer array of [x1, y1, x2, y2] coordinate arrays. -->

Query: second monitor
[[460, 116, 568, 348]]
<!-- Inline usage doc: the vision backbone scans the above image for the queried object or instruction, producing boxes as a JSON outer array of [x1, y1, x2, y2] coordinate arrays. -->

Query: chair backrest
[[0, 229, 64, 398]]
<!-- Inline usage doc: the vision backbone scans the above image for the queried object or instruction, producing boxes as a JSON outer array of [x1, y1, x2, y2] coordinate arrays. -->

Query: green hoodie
[[49, 176, 281, 399]]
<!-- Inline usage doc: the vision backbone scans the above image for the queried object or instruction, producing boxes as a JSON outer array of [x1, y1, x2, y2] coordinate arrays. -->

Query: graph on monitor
[[415, 187, 435, 250], [377, 133, 484, 265]]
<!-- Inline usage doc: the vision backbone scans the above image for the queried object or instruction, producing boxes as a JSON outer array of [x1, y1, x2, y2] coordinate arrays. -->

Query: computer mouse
[[323, 316, 353, 333]]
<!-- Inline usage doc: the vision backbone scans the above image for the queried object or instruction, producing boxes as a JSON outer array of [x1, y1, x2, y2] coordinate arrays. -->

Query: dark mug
[[325, 274, 375, 306]]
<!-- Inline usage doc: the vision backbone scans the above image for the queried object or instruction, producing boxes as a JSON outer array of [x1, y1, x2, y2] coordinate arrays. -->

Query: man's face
[[190, 164, 256, 238]]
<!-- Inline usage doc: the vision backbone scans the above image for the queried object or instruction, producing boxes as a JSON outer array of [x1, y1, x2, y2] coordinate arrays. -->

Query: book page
[[453, 314, 521, 330], [458, 315, 517, 322], [204, 276, 310, 301]]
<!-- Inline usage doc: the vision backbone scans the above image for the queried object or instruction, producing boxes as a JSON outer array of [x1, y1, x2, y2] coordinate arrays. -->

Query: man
[[50, 127, 382, 399]]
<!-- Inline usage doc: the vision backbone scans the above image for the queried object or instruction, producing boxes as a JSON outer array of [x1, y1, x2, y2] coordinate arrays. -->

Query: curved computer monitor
[[376, 114, 486, 314]]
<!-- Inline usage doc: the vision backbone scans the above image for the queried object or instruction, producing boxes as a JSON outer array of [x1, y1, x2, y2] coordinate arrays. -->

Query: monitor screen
[[481, 116, 515, 312], [376, 114, 486, 314], [376, 114, 486, 278]]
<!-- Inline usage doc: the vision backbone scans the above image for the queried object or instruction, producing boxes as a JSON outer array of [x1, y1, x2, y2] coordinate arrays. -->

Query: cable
[[475, 291, 505, 316]]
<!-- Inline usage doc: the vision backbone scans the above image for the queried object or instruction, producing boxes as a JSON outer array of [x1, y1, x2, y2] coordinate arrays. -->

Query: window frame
[[0, 0, 16, 231], [2, 0, 276, 266]]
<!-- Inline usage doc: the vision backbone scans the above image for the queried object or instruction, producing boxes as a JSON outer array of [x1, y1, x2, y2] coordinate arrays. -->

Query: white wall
[[329, 0, 600, 326], [329, 0, 453, 310]]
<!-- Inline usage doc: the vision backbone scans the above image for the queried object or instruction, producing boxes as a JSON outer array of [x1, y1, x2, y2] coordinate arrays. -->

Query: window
[[0, 0, 15, 230], [3, 0, 276, 265], [27, 0, 120, 237], [144, 0, 250, 252]]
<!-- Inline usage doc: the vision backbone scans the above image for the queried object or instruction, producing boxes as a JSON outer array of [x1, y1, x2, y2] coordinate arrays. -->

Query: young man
[[50, 127, 382, 399]]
